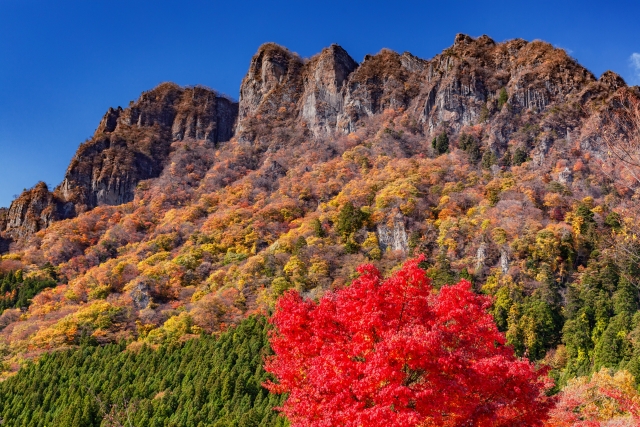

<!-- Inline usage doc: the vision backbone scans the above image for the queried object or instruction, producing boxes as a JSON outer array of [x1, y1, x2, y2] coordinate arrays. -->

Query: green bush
[[498, 87, 509, 109]]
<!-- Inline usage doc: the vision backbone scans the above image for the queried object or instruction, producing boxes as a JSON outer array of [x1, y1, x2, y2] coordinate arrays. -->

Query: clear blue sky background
[[1, 0, 639, 207]]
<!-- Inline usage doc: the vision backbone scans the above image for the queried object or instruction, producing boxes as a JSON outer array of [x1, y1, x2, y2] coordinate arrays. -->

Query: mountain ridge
[[0, 34, 633, 243]]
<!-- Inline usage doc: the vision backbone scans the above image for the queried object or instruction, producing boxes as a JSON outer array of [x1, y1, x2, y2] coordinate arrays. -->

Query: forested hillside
[[0, 316, 285, 426], [1, 33, 640, 425]]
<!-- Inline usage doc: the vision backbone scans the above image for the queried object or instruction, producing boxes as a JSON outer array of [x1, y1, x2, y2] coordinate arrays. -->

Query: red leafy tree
[[265, 256, 553, 427]]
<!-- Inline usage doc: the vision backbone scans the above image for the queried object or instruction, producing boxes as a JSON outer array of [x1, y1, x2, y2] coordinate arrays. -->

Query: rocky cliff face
[[0, 208, 8, 251], [236, 34, 614, 155], [376, 215, 409, 253], [301, 45, 358, 136], [338, 49, 426, 133], [1, 84, 238, 241], [59, 83, 238, 211], [237, 43, 361, 139], [2, 182, 65, 239]]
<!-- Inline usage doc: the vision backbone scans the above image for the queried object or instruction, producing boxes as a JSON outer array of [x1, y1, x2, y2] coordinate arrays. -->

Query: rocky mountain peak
[[3, 182, 65, 239], [599, 70, 627, 89], [475, 34, 496, 47], [57, 83, 238, 211], [1, 83, 238, 242], [300, 44, 358, 136], [454, 33, 474, 46], [239, 43, 304, 119], [96, 106, 123, 134]]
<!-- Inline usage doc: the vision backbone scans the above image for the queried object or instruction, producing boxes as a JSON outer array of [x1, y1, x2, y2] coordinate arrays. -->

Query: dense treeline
[[0, 316, 286, 427], [0, 267, 56, 315]]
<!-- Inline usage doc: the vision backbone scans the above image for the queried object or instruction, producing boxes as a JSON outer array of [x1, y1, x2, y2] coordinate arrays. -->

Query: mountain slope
[[0, 316, 287, 426], [0, 34, 639, 388]]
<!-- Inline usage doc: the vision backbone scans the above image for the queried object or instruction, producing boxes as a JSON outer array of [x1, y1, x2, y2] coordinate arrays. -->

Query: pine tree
[[431, 131, 449, 155]]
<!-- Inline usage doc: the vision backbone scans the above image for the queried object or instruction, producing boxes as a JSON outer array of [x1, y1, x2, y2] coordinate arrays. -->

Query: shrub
[[498, 87, 509, 109]]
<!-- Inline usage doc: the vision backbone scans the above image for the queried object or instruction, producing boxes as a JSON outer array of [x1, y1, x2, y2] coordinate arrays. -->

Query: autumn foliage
[[265, 256, 552, 427], [547, 369, 640, 427]]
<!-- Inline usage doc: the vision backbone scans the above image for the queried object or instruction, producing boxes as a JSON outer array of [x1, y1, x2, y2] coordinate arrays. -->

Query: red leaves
[[265, 256, 553, 426]]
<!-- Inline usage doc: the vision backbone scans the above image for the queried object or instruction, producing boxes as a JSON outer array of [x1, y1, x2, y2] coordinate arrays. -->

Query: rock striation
[[301, 44, 359, 136], [376, 215, 409, 253]]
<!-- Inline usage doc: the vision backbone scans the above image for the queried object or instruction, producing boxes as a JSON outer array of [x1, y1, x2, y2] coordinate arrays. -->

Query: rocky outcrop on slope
[[0, 208, 8, 250], [337, 49, 426, 133], [2, 182, 67, 238], [0, 208, 6, 231], [376, 215, 409, 253], [1, 84, 238, 242], [57, 83, 238, 211]]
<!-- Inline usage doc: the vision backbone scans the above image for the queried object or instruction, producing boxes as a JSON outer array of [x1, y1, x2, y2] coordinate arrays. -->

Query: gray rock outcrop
[[377, 215, 409, 253], [3, 182, 63, 238], [301, 45, 358, 136]]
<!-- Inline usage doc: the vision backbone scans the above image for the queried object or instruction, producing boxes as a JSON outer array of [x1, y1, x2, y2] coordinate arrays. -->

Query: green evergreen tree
[[497, 87, 509, 109], [458, 133, 481, 163], [481, 150, 497, 169], [311, 218, 326, 238], [512, 147, 528, 165], [431, 131, 449, 155], [500, 150, 512, 167]]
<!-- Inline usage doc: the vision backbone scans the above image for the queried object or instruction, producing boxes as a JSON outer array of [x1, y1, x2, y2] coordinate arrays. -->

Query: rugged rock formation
[[476, 242, 488, 271], [2, 182, 65, 238], [0, 208, 6, 231], [127, 279, 151, 310], [0, 84, 238, 243], [236, 33, 607, 152], [171, 86, 238, 143], [96, 107, 123, 134], [301, 45, 358, 136], [338, 49, 425, 133], [376, 215, 409, 253], [59, 83, 238, 211], [238, 44, 304, 120], [0, 209, 9, 252]]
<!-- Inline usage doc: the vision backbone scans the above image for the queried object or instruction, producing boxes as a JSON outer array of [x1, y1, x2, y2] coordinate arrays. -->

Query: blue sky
[[1, 0, 639, 207]]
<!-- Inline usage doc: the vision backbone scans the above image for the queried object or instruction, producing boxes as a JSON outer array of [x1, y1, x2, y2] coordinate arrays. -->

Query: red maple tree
[[265, 256, 553, 426]]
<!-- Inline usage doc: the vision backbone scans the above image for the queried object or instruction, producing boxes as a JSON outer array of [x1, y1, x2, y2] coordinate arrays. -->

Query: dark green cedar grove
[[0, 316, 287, 427], [0, 269, 57, 315]]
